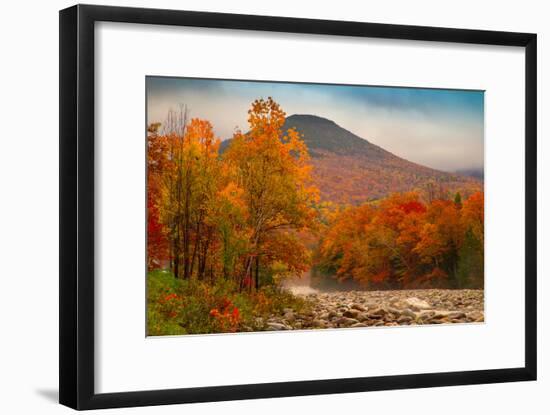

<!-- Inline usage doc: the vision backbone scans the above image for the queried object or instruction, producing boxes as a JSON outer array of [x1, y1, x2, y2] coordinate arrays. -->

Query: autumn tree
[[147, 99, 318, 289], [224, 97, 319, 290], [318, 204, 383, 286], [155, 107, 188, 278], [316, 191, 484, 289], [153, 107, 223, 280], [457, 191, 484, 287], [208, 177, 249, 281], [415, 199, 463, 286], [372, 193, 427, 286], [184, 119, 222, 280], [146, 122, 170, 270]]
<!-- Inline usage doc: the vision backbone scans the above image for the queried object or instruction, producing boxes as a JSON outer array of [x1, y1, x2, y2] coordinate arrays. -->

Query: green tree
[[457, 228, 484, 288]]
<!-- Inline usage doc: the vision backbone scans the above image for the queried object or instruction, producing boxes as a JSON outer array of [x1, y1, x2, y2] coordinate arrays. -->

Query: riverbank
[[258, 288, 484, 331]]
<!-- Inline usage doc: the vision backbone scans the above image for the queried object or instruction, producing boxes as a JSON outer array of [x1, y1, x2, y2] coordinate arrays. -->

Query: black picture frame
[[59, 4, 537, 410]]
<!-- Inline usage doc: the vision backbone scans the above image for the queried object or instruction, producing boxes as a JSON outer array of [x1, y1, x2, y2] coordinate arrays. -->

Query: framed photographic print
[[59, 4, 537, 410]]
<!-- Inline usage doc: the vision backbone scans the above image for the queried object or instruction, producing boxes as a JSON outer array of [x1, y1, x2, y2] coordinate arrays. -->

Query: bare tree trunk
[[255, 256, 260, 291], [183, 182, 191, 279], [173, 227, 180, 279], [190, 211, 205, 279], [199, 228, 213, 280]]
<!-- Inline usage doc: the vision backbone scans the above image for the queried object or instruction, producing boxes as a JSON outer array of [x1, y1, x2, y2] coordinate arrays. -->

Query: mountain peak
[[286, 114, 337, 124], [283, 114, 375, 156]]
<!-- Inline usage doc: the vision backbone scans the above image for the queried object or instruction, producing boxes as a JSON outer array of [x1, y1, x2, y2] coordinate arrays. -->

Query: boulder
[[367, 308, 386, 319], [400, 308, 417, 319], [267, 322, 288, 330], [447, 311, 466, 320], [397, 315, 413, 324], [283, 312, 295, 323], [343, 309, 360, 318], [351, 303, 367, 312], [356, 312, 369, 322], [467, 311, 484, 321], [432, 311, 451, 319], [417, 310, 436, 320], [335, 317, 359, 326], [404, 297, 431, 311]]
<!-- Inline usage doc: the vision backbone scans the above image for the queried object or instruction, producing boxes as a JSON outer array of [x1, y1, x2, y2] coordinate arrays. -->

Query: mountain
[[454, 167, 484, 180], [221, 114, 482, 204], [280, 114, 387, 158]]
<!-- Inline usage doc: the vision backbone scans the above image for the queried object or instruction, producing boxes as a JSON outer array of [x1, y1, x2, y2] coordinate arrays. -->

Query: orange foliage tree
[[146, 122, 170, 270], [224, 97, 319, 290], [317, 191, 484, 289], [148, 108, 223, 279], [147, 98, 319, 291]]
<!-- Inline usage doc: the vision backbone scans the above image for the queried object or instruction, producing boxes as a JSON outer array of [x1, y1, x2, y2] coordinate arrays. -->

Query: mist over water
[[281, 269, 378, 295], [283, 284, 320, 296], [281, 271, 320, 295]]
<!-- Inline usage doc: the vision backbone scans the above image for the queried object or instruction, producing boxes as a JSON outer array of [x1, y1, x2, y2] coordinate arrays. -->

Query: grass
[[147, 270, 311, 336]]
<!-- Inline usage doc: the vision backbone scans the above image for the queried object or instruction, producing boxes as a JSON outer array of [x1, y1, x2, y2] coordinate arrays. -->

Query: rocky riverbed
[[259, 289, 484, 331]]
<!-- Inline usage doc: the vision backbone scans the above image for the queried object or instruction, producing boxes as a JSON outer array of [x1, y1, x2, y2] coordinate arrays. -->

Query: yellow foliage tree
[[224, 97, 319, 290]]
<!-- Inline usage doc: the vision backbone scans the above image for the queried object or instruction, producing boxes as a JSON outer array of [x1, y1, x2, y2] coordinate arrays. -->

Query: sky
[[146, 77, 484, 172]]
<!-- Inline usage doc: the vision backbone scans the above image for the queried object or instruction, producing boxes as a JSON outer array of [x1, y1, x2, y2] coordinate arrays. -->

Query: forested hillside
[[222, 114, 482, 204]]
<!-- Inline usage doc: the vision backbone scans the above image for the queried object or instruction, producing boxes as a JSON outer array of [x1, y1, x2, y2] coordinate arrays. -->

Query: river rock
[[312, 319, 327, 328], [269, 288, 484, 331], [283, 312, 295, 323], [335, 317, 359, 326], [467, 310, 484, 322], [447, 311, 466, 320], [343, 309, 360, 318], [356, 312, 369, 322], [389, 296, 400, 305], [351, 303, 367, 312], [397, 315, 413, 324], [417, 310, 436, 320], [404, 297, 431, 311], [267, 322, 288, 330], [432, 311, 451, 319], [367, 308, 386, 319], [400, 308, 417, 319], [387, 306, 402, 316]]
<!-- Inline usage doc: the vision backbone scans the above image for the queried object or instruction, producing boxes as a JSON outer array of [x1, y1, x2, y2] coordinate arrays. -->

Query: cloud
[[146, 77, 484, 171]]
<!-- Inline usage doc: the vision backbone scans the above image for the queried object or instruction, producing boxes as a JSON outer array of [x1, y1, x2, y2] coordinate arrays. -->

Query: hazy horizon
[[146, 77, 484, 172]]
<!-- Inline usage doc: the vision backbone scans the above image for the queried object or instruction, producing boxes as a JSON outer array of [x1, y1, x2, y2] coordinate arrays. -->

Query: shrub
[[146, 270, 311, 335]]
